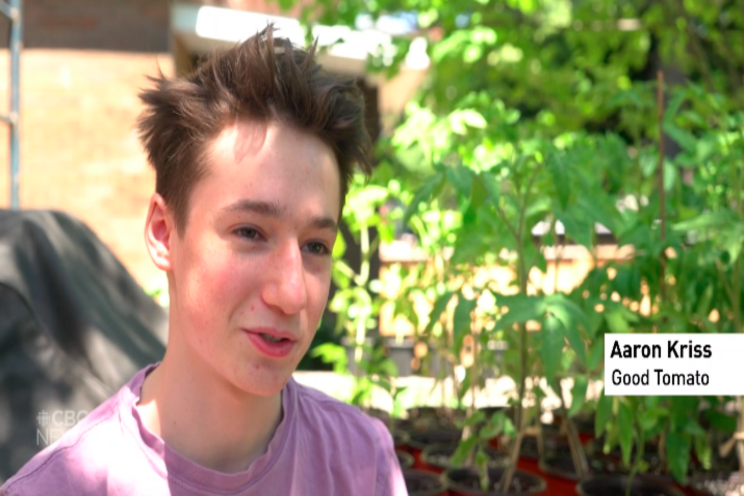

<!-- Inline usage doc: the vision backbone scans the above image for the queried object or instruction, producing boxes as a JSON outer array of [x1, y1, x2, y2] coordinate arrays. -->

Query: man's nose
[[261, 242, 308, 315]]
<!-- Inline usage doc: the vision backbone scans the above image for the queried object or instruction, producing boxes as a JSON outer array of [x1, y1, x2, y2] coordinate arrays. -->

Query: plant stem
[[735, 77, 744, 483], [559, 402, 589, 479], [501, 428, 524, 493], [626, 430, 646, 496], [500, 159, 539, 492], [657, 71, 667, 302], [552, 218, 564, 293]]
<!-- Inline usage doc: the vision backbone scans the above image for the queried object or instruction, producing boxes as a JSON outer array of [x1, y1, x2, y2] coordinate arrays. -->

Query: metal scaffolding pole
[[0, 0, 21, 209]]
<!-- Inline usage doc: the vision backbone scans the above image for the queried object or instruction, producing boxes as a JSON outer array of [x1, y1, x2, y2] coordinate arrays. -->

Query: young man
[[1, 26, 408, 495]]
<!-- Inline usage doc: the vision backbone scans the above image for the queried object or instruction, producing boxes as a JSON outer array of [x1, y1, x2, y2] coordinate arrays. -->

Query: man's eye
[[305, 242, 330, 255], [235, 227, 261, 240]]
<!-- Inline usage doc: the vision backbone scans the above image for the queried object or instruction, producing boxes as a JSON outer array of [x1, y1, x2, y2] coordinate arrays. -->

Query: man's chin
[[232, 366, 294, 398]]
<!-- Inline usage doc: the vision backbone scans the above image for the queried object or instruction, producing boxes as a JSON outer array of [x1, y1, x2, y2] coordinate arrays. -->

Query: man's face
[[165, 119, 340, 397]]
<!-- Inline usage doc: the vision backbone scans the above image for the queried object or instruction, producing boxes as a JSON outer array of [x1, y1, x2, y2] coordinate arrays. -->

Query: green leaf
[[451, 435, 477, 467], [310, 343, 348, 375], [446, 165, 474, 198], [454, 295, 477, 353], [587, 338, 604, 370], [547, 154, 571, 210], [683, 419, 706, 437], [332, 232, 347, 259], [480, 411, 508, 439], [637, 407, 667, 431], [494, 294, 544, 331], [425, 291, 454, 334], [694, 432, 712, 470], [545, 296, 589, 363], [717, 225, 744, 262], [663, 121, 696, 152], [605, 309, 630, 334], [477, 171, 500, 203], [404, 173, 445, 224], [618, 401, 633, 466], [540, 314, 565, 386], [673, 210, 739, 233], [568, 377, 588, 417], [463, 410, 487, 428], [449, 109, 487, 134], [703, 410, 737, 433], [664, 91, 687, 122], [559, 204, 594, 249], [471, 173, 488, 210], [666, 431, 690, 483]]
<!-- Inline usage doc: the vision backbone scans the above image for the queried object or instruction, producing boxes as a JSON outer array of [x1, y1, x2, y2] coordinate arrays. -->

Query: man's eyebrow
[[221, 200, 286, 218], [310, 216, 339, 233], [221, 199, 338, 232]]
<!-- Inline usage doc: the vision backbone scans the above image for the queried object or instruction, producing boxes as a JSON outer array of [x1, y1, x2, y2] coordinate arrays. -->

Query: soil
[[691, 472, 744, 496], [587, 441, 666, 475], [408, 406, 467, 431], [539, 449, 626, 480], [515, 433, 571, 460], [577, 475, 684, 496], [403, 469, 448, 496], [422, 444, 509, 471], [550, 412, 595, 436], [408, 428, 463, 451], [446, 467, 545, 494]]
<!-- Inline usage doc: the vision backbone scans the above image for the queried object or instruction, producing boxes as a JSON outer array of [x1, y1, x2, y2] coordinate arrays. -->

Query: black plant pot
[[397, 450, 415, 469], [421, 443, 509, 474], [403, 469, 449, 496], [509, 431, 567, 461], [444, 467, 547, 495], [539, 448, 622, 481], [422, 347, 454, 378], [407, 428, 463, 453], [407, 406, 467, 431], [689, 471, 744, 496], [392, 430, 410, 450], [576, 474, 685, 496], [384, 337, 415, 376]]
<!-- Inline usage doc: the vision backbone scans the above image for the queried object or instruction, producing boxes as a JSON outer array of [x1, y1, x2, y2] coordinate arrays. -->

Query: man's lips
[[242, 327, 298, 342], [243, 327, 297, 358]]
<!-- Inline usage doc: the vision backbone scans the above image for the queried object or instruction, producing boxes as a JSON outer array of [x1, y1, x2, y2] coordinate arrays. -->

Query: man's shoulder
[[290, 379, 407, 496], [1, 385, 133, 495], [292, 378, 390, 444]]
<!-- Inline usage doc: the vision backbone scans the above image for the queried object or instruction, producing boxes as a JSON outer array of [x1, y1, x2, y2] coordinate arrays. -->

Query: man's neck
[[136, 351, 283, 473]]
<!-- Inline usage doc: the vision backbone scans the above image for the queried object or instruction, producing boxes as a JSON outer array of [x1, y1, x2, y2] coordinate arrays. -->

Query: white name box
[[604, 333, 744, 396]]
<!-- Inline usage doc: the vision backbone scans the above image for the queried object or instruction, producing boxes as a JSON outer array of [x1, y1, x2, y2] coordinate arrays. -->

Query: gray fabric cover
[[0, 209, 167, 481]]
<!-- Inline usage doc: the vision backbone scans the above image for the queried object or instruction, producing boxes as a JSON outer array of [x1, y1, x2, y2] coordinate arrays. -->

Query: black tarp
[[0, 209, 167, 481]]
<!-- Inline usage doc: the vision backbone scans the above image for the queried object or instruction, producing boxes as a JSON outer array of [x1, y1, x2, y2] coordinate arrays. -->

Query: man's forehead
[[211, 119, 271, 165]]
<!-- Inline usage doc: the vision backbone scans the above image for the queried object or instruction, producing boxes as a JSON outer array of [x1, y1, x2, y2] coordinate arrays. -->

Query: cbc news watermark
[[36, 410, 88, 446]]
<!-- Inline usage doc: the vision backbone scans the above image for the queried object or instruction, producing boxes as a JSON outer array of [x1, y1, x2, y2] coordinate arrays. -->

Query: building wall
[[0, 0, 172, 287], [0, 0, 169, 51], [0, 49, 174, 288]]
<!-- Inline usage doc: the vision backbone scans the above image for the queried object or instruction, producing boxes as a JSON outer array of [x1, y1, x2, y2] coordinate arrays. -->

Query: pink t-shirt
[[1, 365, 408, 496]]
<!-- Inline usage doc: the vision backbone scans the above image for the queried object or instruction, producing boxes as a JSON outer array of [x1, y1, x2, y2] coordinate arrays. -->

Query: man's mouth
[[243, 328, 297, 358]]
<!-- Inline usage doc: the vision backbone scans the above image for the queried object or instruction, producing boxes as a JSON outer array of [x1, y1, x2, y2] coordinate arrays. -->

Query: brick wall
[[0, 0, 171, 287], [0, 50, 174, 287], [0, 0, 169, 51]]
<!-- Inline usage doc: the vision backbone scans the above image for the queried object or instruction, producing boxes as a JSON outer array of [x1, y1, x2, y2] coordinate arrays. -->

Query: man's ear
[[145, 193, 175, 272]]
